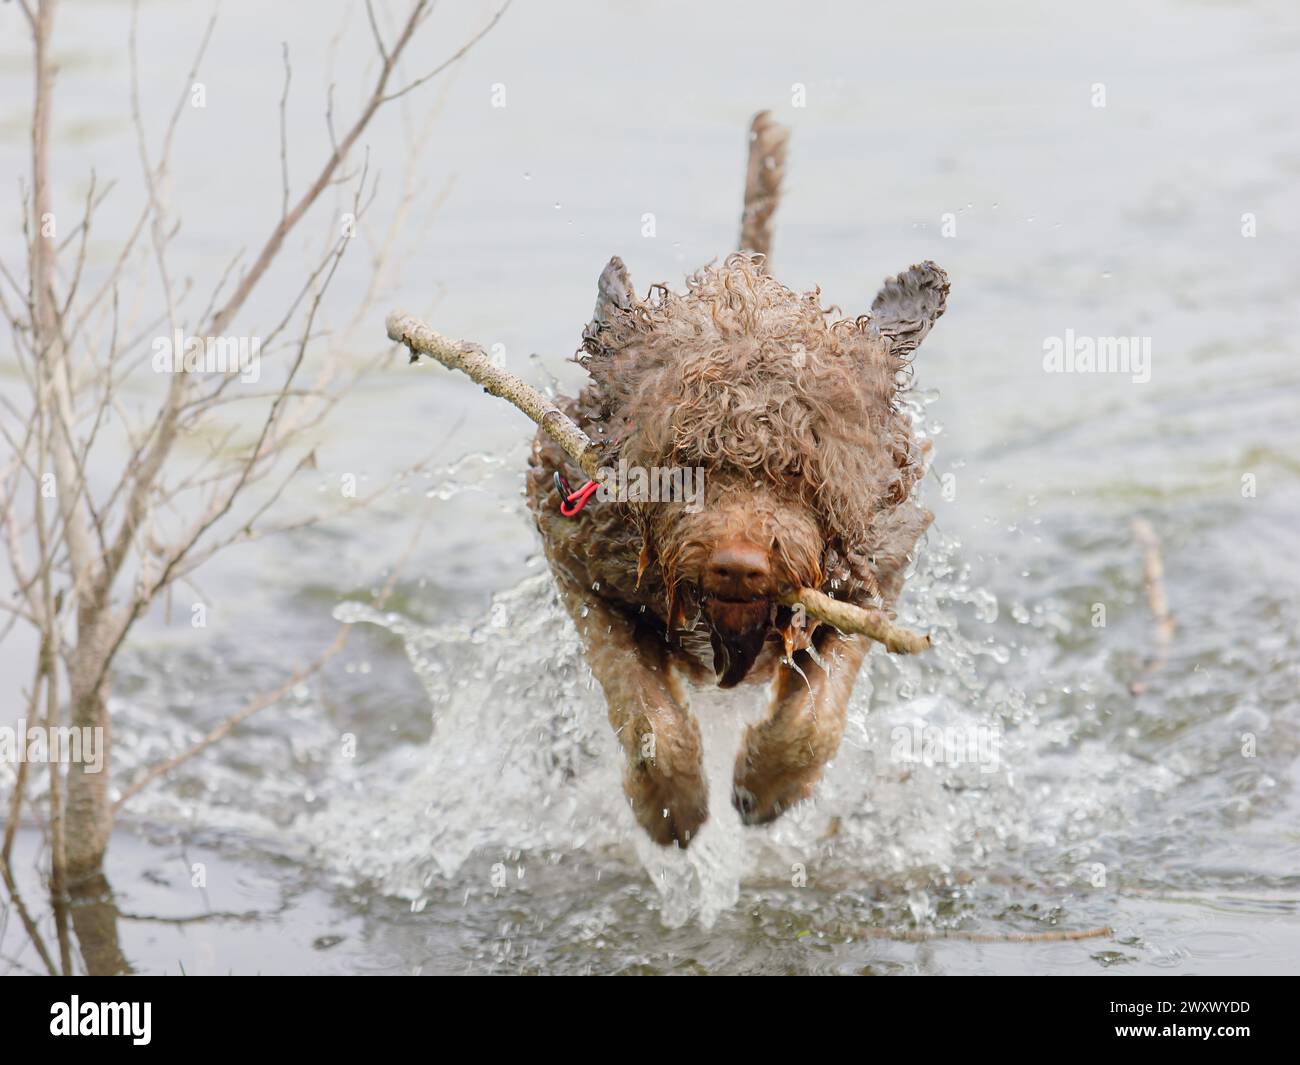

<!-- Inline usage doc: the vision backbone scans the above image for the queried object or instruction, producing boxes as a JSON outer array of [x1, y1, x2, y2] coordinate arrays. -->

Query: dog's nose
[[703, 540, 771, 599]]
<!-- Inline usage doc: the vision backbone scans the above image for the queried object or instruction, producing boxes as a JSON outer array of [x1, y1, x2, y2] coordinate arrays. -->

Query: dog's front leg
[[555, 580, 708, 847], [732, 630, 869, 825]]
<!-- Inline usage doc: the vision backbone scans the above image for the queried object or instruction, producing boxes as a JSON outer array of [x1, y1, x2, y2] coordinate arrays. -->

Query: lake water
[[1, 0, 1298, 974]]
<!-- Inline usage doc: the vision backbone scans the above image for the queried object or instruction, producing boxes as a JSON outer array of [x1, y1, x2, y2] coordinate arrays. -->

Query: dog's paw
[[732, 761, 820, 827], [625, 762, 708, 848]]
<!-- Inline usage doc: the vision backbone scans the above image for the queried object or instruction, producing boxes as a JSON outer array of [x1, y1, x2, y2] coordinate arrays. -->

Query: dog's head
[[580, 253, 946, 685]]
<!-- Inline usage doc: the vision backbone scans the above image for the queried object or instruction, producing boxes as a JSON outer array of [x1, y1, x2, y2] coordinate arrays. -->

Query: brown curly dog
[[526, 113, 948, 847]]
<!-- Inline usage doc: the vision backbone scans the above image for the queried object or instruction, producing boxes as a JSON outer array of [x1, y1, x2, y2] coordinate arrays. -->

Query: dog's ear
[[589, 256, 636, 326], [582, 256, 637, 354], [870, 261, 949, 357]]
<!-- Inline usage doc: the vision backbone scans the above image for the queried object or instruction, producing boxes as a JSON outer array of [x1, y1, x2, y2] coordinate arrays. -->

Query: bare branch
[[1129, 518, 1175, 695], [6, 0, 513, 884], [278, 42, 292, 222], [364, 0, 389, 63], [379, 0, 513, 104]]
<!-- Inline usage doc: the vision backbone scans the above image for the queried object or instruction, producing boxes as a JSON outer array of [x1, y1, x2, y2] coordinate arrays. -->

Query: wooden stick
[[388, 310, 931, 654], [840, 923, 1112, 944], [387, 310, 602, 480], [782, 587, 931, 654]]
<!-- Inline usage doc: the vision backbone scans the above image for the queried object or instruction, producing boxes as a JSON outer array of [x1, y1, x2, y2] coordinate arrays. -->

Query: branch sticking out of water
[[841, 923, 1113, 944], [387, 310, 932, 655], [1129, 518, 1175, 695]]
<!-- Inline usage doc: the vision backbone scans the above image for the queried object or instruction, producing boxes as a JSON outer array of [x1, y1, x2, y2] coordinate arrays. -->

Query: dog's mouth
[[702, 596, 773, 688]]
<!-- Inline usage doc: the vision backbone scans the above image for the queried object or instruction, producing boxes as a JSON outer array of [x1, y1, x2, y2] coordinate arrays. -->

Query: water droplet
[[971, 588, 999, 623]]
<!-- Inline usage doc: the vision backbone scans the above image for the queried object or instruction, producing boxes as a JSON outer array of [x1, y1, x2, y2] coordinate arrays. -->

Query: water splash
[[299, 504, 1172, 927]]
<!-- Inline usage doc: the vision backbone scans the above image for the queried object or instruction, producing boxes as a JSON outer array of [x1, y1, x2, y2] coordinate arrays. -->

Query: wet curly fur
[[585, 254, 932, 608], [525, 117, 948, 848]]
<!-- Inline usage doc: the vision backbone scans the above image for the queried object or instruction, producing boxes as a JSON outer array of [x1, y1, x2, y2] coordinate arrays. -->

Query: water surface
[[1, 0, 1298, 974]]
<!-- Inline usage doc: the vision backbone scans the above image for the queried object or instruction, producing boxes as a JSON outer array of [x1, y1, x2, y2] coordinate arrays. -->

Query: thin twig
[[0, 858, 58, 977], [835, 923, 1113, 944], [378, 0, 512, 104], [1129, 518, 1174, 695]]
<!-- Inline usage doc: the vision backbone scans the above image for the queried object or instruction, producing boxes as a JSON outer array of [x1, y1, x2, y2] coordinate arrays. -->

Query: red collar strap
[[553, 423, 630, 518], [554, 471, 599, 517]]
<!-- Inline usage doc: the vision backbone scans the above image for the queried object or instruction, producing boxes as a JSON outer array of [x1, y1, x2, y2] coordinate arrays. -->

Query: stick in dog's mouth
[[780, 587, 931, 655], [387, 310, 932, 656]]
